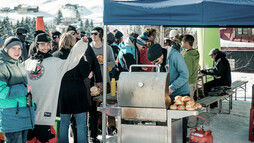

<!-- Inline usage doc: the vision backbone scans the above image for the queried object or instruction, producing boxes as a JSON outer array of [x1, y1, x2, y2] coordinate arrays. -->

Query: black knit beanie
[[3, 36, 23, 52], [107, 32, 115, 45], [147, 44, 163, 62], [115, 31, 123, 39]]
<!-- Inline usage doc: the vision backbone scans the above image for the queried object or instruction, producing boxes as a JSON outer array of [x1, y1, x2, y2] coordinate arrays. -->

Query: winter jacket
[[111, 43, 120, 60], [85, 45, 102, 85], [90, 42, 115, 83], [139, 47, 154, 72], [118, 37, 139, 71], [0, 49, 35, 133], [20, 41, 30, 61], [24, 40, 88, 126], [184, 49, 200, 84], [53, 48, 90, 114], [201, 51, 231, 86], [167, 48, 190, 99]]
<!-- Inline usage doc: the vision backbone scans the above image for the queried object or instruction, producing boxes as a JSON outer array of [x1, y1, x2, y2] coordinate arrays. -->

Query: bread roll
[[185, 104, 194, 108], [97, 55, 103, 63], [186, 106, 196, 111], [175, 96, 182, 101], [174, 100, 185, 106], [181, 96, 191, 102], [170, 104, 178, 110], [177, 105, 185, 110], [90, 86, 100, 96], [186, 101, 195, 107], [195, 103, 202, 109]]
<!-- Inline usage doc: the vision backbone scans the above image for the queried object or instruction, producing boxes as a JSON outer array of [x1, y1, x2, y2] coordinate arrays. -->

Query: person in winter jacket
[[117, 35, 143, 72], [138, 30, 156, 72], [51, 31, 61, 53], [25, 33, 89, 143], [181, 35, 200, 128], [53, 33, 90, 143], [182, 35, 200, 98], [200, 48, 231, 108], [147, 43, 189, 143], [111, 30, 123, 60], [147, 43, 190, 99], [29, 30, 45, 57], [16, 27, 31, 61], [0, 37, 35, 143], [147, 43, 167, 72], [90, 27, 115, 90], [169, 29, 186, 55], [67, 25, 80, 42], [144, 28, 156, 44], [89, 27, 115, 142]]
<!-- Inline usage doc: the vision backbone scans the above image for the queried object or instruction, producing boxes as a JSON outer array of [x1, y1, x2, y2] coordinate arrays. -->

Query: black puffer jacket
[[202, 51, 231, 86], [53, 48, 91, 114]]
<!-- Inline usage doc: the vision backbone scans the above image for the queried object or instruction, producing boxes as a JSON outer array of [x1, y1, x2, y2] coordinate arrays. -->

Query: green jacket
[[184, 49, 200, 84], [0, 49, 35, 133]]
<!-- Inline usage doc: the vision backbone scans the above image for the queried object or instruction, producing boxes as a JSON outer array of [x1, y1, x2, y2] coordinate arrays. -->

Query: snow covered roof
[[221, 38, 254, 48]]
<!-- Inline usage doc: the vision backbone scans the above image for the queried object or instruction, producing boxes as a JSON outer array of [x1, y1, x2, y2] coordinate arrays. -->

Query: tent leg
[[102, 25, 108, 142]]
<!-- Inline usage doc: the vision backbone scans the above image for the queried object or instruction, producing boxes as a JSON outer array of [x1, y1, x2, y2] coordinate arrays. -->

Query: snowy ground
[[69, 72, 254, 143]]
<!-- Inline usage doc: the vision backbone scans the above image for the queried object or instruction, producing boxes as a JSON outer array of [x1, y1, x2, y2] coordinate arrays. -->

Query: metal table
[[98, 106, 206, 143]]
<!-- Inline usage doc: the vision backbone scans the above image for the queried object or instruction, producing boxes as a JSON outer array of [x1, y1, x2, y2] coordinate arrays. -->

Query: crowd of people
[[0, 25, 232, 143]]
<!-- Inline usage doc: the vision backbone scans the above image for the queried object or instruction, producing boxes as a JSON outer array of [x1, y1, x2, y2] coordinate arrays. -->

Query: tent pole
[[102, 25, 108, 142], [160, 25, 164, 46], [202, 28, 205, 69]]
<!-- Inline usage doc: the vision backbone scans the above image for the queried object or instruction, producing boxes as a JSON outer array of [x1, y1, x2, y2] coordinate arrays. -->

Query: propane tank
[[189, 116, 213, 143]]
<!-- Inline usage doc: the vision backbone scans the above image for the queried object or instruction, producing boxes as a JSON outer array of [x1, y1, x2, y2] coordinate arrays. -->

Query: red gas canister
[[189, 116, 213, 143], [189, 126, 213, 143], [249, 85, 254, 142], [249, 108, 254, 141]]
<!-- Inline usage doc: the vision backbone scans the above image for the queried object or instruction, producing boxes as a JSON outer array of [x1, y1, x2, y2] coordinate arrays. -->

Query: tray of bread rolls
[[169, 96, 202, 111], [167, 96, 205, 118]]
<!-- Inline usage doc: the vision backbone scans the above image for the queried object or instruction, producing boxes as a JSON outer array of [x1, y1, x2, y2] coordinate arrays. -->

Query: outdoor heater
[[98, 65, 203, 143]]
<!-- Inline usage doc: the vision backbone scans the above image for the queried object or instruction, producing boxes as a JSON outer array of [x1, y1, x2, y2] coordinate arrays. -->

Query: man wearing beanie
[[25, 33, 89, 143], [147, 43, 167, 72], [147, 43, 189, 99], [16, 27, 31, 61], [29, 30, 45, 57], [0, 36, 35, 143], [147, 43, 189, 143], [3, 37, 23, 53]]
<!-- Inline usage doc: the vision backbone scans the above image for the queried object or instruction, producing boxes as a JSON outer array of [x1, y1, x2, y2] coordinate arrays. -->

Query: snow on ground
[[93, 72, 254, 143], [0, 0, 103, 24]]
